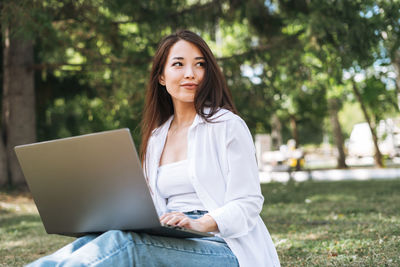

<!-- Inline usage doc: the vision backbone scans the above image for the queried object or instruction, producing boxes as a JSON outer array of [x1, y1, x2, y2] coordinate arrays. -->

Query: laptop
[[14, 128, 213, 238]]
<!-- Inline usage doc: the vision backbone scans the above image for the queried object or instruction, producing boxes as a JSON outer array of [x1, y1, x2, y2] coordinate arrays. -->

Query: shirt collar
[[152, 107, 229, 137]]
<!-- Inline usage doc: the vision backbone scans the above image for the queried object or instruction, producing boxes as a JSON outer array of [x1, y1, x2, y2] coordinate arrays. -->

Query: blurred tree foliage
[[1, 0, 400, 187]]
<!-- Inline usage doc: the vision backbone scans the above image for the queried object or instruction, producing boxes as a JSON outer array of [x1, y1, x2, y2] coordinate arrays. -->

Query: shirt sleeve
[[143, 136, 154, 195], [208, 118, 264, 238]]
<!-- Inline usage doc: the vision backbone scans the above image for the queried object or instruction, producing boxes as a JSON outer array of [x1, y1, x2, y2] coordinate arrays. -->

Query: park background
[[0, 0, 399, 266]]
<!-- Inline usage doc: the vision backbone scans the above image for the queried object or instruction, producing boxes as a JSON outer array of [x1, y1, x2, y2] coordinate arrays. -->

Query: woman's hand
[[160, 212, 218, 233]]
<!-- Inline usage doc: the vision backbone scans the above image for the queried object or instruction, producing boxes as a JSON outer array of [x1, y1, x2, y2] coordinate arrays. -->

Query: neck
[[172, 101, 196, 128]]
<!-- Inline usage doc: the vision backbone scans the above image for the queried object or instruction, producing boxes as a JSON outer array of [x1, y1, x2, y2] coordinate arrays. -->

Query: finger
[[160, 212, 181, 221], [166, 215, 186, 226], [159, 214, 168, 221], [160, 211, 184, 219], [160, 215, 176, 224], [164, 213, 188, 225], [177, 217, 191, 227]]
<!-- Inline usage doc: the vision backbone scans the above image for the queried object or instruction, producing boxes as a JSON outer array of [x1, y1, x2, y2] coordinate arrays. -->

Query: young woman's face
[[159, 40, 205, 105]]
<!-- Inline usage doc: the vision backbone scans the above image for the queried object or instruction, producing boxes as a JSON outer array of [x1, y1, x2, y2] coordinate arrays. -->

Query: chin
[[171, 92, 195, 104], [180, 94, 195, 103]]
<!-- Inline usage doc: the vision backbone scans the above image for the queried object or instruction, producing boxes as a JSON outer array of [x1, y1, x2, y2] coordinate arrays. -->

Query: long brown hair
[[140, 30, 237, 164]]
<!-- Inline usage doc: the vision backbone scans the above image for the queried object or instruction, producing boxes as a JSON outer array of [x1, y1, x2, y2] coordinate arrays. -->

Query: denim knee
[[101, 230, 133, 241]]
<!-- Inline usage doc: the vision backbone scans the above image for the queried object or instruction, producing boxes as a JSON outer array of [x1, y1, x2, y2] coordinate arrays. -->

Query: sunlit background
[[1, 1, 400, 266]]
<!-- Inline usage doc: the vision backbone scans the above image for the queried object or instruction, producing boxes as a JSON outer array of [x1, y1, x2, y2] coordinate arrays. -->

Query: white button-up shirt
[[144, 108, 280, 267]]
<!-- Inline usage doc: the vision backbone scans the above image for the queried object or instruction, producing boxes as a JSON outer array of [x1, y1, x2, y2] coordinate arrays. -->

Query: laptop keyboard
[[161, 223, 186, 231], [159, 222, 214, 237]]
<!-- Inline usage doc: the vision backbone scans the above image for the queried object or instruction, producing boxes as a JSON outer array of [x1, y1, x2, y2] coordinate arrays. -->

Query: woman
[[28, 30, 280, 267]]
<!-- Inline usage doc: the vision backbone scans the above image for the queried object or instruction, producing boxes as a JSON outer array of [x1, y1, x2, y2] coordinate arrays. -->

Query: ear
[[159, 74, 166, 86]]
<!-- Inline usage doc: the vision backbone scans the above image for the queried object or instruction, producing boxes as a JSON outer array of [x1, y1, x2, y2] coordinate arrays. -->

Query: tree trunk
[[2, 26, 36, 188], [328, 97, 348, 169], [351, 80, 383, 168], [0, 6, 6, 186], [0, 135, 7, 186], [392, 50, 400, 111], [271, 113, 282, 150], [289, 114, 299, 148]]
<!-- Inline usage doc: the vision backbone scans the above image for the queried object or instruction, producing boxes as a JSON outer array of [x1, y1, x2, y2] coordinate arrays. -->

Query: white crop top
[[157, 160, 206, 212]]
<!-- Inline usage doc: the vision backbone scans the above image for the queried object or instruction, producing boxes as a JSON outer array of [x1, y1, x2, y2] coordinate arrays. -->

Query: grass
[[0, 191, 74, 266], [1, 179, 399, 266], [261, 179, 400, 266]]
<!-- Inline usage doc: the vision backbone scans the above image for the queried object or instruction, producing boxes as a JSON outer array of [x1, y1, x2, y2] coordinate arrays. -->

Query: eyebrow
[[172, 56, 205, 60]]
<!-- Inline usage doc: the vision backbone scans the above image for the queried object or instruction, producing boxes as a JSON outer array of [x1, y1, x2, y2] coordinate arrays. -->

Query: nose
[[184, 66, 195, 79]]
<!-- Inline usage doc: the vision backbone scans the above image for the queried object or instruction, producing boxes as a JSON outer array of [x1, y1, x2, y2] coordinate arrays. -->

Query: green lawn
[[1, 179, 399, 266], [261, 179, 400, 266]]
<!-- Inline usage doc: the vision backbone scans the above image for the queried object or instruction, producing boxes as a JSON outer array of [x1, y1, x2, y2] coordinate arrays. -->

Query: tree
[[351, 73, 398, 167], [352, 79, 383, 167], [0, 0, 235, 188], [328, 97, 347, 168], [2, 0, 399, 190], [377, 1, 400, 110], [283, 0, 390, 167], [1, 1, 36, 187]]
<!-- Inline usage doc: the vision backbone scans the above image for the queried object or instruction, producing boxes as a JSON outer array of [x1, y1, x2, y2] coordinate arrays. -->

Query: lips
[[180, 83, 198, 90]]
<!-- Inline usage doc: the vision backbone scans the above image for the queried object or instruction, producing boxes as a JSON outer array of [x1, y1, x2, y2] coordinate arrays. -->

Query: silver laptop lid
[[14, 129, 160, 235]]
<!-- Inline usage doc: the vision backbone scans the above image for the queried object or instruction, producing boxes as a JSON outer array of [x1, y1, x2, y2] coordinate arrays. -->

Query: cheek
[[164, 70, 181, 85], [198, 69, 205, 82]]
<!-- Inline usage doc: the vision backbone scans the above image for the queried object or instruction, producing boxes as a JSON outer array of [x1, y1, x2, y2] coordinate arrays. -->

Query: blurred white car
[[347, 119, 400, 158]]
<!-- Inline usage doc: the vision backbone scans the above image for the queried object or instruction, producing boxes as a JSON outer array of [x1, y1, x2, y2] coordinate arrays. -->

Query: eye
[[172, 62, 183, 67], [196, 61, 205, 67]]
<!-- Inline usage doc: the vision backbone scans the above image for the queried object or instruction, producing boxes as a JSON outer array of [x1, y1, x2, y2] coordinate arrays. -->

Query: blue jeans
[[27, 211, 239, 267]]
